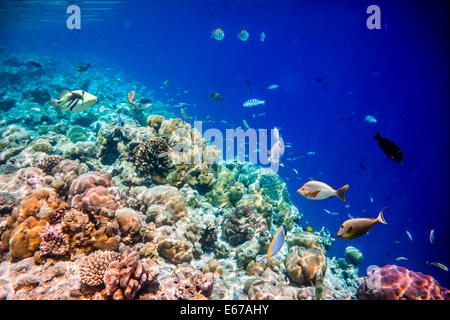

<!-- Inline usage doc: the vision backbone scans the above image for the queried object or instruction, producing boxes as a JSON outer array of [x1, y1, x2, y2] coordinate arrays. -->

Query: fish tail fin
[[374, 132, 381, 141], [376, 208, 388, 224], [49, 98, 59, 106], [336, 184, 349, 202]]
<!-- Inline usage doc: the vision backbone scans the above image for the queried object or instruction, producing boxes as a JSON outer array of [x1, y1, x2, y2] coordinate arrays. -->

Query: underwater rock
[[140, 264, 214, 300], [202, 259, 223, 278], [66, 125, 89, 143], [287, 231, 324, 252], [344, 246, 363, 265], [221, 205, 271, 249], [146, 114, 165, 131], [31, 139, 52, 154], [115, 208, 142, 244], [157, 237, 193, 264], [246, 260, 265, 276], [356, 265, 450, 300], [130, 185, 187, 226], [285, 246, 327, 286]]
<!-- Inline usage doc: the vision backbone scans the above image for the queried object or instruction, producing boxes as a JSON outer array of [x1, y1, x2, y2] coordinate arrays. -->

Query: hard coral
[[133, 137, 171, 179], [38, 223, 69, 258], [356, 265, 450, 300], [35, 155, 65, 174], [101, 252, 156, 300], [222, 205, 270, 247], [285, 247, 327, 286], [78, 250, 122, 287]]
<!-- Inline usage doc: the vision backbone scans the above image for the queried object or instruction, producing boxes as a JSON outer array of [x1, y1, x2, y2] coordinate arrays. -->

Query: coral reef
[[356, 265, 450, 300], [78, 250, 122, 286], [285, 246, 327, 286]]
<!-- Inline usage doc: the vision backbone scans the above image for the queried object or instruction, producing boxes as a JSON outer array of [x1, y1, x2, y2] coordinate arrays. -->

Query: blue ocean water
[[0, 0, 448, 288]]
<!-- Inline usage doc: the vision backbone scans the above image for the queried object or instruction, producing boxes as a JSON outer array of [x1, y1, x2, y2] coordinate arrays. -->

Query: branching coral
[[35, 155, 65, 175], [78, 250, 122, 287], [133, 137, 171, 178]]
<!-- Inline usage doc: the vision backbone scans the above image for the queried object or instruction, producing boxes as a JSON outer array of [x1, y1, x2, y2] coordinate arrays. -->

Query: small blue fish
[[211, 28, 225, 40], [266, 84, 279, 90], [237, 29, 249, 41], [365, 115, 377, 123], [260, 32, 265, 42], [406, 230, 413, 241], [117, 113, 124, 127]]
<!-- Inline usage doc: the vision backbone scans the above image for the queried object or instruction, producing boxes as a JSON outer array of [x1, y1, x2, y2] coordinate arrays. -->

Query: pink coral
[[38, 223, 69, 257], [69, 171, 115, 196], [356, 265, 450, 300]]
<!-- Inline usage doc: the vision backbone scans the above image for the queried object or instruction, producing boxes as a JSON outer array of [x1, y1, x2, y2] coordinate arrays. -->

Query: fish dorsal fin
[[59, 90, 70, 98]]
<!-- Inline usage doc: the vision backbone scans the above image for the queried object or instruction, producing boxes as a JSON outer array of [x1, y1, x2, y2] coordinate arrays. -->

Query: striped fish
[[127, 90, 137, 108], [243, 99, 266, 108], [50, 90, 97, 112]]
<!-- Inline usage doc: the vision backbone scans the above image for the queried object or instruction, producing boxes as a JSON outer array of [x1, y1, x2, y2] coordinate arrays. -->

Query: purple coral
[[38, 223, 69, 257]]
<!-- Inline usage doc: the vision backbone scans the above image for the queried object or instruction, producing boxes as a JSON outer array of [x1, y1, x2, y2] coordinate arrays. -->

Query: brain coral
[[285, 247, 327, 286], [356, 265, 450, 300], [78, 250, 122, 286]]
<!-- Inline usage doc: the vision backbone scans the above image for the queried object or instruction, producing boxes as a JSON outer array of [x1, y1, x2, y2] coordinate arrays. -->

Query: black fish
[[360, 162, 366, 170], [75, 63, 91, 72], [314, 77, 323, 82], [209, 92, 223, 102], [28, 61, 42, 68], [374, 132, 404, 163]]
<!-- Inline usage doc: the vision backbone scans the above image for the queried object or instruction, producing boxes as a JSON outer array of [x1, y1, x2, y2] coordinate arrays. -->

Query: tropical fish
[[117, 113, 124, 127], [365, 115, 377, 123], [0, 164, 18, 174], [370, 197, 374, 203], [243, 99, 266, 107], [430, 229, 435, 244], [293, 169, 299, 175], [374, 132, 404, 163], [75, 63, 90, 72], [50, 90, 97, 112], [306, 151, 316, 155], [323, 209, 339, 215], [297, 181, 349, 202], [237, 29, 249, 41], [28, 61, 42, 68], [211, 28, 225, 40], [406, 230, 413, 241], [347, 213, 355, 219], [395, 257, 408, 261], [127, 90, 137, 108], [426, 261, 448, 272], [260, 32, 265, 42], [257, 112, 266, 116], [266, 84, 279, 90], [306, 226, 313, 232], [336, 208, 387, 240], [267, 225, 286, 260], [393, 240, 401, 244], [243, 119, 249, 129], [209, 92, 224, 102], [162, 80, 170, 88], [314, 77, 324, 82]]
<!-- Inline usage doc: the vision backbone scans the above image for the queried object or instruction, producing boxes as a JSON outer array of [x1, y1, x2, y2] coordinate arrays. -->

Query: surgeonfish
[[211, 28, 225, 40], [260, 32, 265, 42], [237, 29, 249, 41], [75, 63, 90, 72], [365, 115, 377, 123], [210, 92, 224, 102], [374, 132, 404, 163], [50, 90, 97, 112], [267, 225, 286, 260], [243, 99, 266, 107], [430, 229, 435, 244], [336, 208, 387, 240], [406, 230, 413, 241], [297, 181, 349, 202]]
